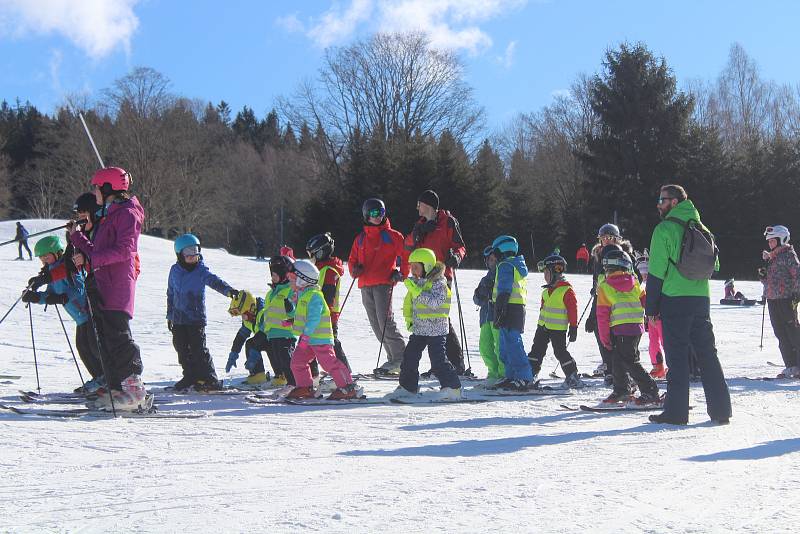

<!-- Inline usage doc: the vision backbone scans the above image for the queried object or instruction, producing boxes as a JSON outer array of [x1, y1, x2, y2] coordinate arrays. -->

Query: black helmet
[[362, 198, 386, 224], [269, 255, 294, 280], [597, 223, 621, 239], [306, 232, 334, 261], [73, 192, 102, 222], [602, 249, 633, 272], [538, 254, 567, 280]]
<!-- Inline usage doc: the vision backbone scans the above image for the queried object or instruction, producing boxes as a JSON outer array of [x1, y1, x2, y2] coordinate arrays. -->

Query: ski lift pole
[[1, 220, 86, 248], [78, 112, 105, 168]]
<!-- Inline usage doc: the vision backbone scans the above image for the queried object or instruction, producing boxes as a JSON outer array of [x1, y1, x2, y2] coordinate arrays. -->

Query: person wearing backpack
[[645, 184, 731, 426]]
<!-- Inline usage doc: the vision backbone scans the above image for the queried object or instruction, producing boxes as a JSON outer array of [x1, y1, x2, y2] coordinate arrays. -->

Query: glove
[[167, 320, 173, 332], [762, 250, 771, 261], [27, 272, 50, 291], [757, 267, 767, 279], [351, 264, 364, 277], [226, 352, 238, 373], [445, 251, 460, 269], [568, 325, 578, 343], [584, 313, 596, 333], [494, 293, 509, 329], [228, 289, 240, 299], [21, 290, 39, 304], [390, 269, 404, 283], [44, 293, 69, 305]]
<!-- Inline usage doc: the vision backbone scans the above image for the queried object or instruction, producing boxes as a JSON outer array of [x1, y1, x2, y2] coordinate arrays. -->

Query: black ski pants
[[527, 325, 577, 377], [172, 324, 217, 385], [75, 320, 103, 379], [610, 334, 658, 398], [93, 308, 143, 389], [767, 298, 800, 368]]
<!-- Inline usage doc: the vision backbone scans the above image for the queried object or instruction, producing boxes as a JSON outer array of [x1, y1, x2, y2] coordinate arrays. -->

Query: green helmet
[[34, 235, 64, 258], [408, 248, 437, 274]]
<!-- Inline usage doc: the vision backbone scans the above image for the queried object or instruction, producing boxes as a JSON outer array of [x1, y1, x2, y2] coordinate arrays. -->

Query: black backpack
[[665, 217, 718, 280]]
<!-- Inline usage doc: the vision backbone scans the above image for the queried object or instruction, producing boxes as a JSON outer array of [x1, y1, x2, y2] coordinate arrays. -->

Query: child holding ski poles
[[22, 235, 104, 391], [473, 245, 503, 384], [226, 289, 270, 386], [167, 233, 241, 391]]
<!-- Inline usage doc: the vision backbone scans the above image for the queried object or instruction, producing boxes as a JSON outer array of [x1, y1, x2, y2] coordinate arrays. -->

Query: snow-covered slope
[[0, 219, 797, 533]]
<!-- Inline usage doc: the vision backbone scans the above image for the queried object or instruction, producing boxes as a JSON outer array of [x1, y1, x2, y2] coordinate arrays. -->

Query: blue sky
[[1, 0, 798, 132]]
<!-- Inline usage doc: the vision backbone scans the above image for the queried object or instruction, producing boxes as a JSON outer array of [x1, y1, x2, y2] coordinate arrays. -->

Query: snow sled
[[719, 298, 757, 306]]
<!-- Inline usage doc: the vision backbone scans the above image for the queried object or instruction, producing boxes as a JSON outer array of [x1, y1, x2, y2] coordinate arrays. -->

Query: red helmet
[[91, 167, 131, 192]]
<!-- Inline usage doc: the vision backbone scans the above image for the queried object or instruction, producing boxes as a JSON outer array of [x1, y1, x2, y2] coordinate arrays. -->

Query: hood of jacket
[[604, 270, 637, 292]]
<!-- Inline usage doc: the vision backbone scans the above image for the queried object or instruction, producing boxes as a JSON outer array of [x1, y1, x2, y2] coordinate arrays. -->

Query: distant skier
[[723, 279, 747, 301], [575, 243, 590, 273], [15, 222, 32, 260]]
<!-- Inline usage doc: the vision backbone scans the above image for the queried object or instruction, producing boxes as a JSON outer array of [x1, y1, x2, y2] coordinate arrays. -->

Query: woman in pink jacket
[[69, 167, 146, 411]]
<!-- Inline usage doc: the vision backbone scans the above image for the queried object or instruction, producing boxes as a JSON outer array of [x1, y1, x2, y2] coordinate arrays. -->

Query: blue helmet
[[174, 233, 201, 254], [491, 235, 518, 256]]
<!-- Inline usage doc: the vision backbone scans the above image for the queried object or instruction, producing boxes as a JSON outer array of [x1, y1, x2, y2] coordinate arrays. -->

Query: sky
[[1, 0, 799, 133]]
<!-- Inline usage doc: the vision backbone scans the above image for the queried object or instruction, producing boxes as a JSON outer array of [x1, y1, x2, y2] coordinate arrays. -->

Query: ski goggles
[[367, 207, 385, 219], [181, 245, 200, 257]]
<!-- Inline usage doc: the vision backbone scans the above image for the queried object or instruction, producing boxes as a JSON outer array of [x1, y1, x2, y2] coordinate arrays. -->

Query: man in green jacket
[[645, 184, 731, 425]]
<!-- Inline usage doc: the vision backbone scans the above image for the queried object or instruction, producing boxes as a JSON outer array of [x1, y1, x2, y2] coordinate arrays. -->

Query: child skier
[[388, 248, 462, 399], [635, 254, 667, 379], [760, 225, 800, 378], [22, 235, 104, 392], [473, 245, 503, 384], [167, 233, 240, 391], [226, 289, 272, 386], [306, 232, 350, 370], [596, 249, 660, 406], [286, 259, 359, 400], [526, 254, 584, 388]]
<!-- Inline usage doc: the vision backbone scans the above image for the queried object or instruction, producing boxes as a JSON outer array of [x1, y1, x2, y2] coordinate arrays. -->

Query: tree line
[[1, 33, 799, 279]]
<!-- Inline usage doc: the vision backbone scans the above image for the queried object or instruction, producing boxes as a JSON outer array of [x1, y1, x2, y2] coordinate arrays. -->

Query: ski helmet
[[306, 232, 334, 261], [269, 255, 294, 280], [34, 235, 64, 257], [491, 235, 518, 256], [724, 278, 735, 287], [73, 192, 102, 221], [362, 198, 386, 224], [635, 255, 649, 275], [91, 167, 131, 195], [539, 254, 567, 280], [601, 243, 623, 259], [597, 223, 621, 239], [482, 245, 493, 257], [174, 233, 201, 255], [292, 259, 319, 287], [764, 225, 790, 245], [408, 248, 437, 275], [228, 290, 256, 317], [602, 249, 633, 272]]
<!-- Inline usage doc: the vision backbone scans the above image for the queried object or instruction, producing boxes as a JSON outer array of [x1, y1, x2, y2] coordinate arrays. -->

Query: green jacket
[[645, 199, 718, 314]]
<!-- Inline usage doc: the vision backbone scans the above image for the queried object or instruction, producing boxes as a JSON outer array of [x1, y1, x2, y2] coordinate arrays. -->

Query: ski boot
[[327, 383, 362, 400], [285, 386, 316, 400]]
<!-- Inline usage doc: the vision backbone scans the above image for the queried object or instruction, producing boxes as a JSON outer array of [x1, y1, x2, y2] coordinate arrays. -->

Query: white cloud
[[49, 48, 62, 93], [550, 88, 571, 99], [496, 40, 516, 69], [275, 12, 305, 34], [0, 0, 140, 59], [279, 0, 526, 54]]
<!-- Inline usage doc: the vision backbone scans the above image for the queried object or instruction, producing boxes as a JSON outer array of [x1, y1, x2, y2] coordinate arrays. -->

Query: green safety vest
[[292, 287, 333, 343], [403, 280, 452, 325], [317, 265, 341, 313], [537, 285, 570, 331], [491, 260, 527, 304], [601, 280, 644, 327], [256, 283, 295, 339]]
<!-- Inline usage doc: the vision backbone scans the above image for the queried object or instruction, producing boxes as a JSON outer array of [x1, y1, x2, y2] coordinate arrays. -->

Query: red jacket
[[404, 209, 466, 280], [348, 218, 408, 288], [576, 246, 590, 261], [316, 257, 345, 324]]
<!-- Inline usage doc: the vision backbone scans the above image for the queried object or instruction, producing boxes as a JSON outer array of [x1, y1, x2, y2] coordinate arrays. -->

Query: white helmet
[[764, 225, 790, 246], [292, 259, 319, 287]]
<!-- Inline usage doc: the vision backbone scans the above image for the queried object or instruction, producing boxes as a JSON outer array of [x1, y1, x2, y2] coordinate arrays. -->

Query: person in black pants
[[15, 222, 32, 260]]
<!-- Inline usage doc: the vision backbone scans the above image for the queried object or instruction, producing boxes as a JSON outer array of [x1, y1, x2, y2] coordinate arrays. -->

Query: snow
[[1, 219, 798, 533]]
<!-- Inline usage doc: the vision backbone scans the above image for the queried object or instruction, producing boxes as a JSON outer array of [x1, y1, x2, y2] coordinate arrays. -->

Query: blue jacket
[[495, 254, 528, 332], [31, 259, 89, 325], [473, 267, 496, 326], [167, 259, 233, 326]]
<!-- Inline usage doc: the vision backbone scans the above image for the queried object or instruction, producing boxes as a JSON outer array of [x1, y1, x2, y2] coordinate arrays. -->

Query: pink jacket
[[596, 271, 645, 349]]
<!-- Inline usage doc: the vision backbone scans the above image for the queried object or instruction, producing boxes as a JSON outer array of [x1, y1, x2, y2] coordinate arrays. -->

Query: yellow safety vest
[[601, 280, 644, 327], [403, 280, 452, 325], [492, 260, 528, 305], [317, 265, 341, 313], [257, 284, 295, 338], [537, 285, 570, 331], [292, 287, 333, 343]]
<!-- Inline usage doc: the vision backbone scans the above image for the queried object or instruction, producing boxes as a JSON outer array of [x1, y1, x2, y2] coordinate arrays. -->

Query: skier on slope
[[349, 198, 408, 376], [596, 248, 660, 407], [167, 233, 241, 391], [759, 225, 800, 378], [473, 245, 503, 384], [403, 189, 469, 376], [526, 254, 584, 389], [307, 232, 350, 370]]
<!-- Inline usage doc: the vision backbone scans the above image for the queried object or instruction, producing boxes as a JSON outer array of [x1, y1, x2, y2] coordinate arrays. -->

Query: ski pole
[[27, 302, 41, 393], [0, 295, 22, 326], [338, 278, 356, 316], [760, 295, 767, 351], [374, 284, 394, 374], [84, 293, 116, 417], [451, 267, 472, 374], [55, 304, 86, 388], [0, 220, 86, 248]]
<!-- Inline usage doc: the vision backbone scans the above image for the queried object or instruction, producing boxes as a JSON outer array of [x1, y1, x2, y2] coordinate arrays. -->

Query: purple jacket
[[70, 196, 144, 318]]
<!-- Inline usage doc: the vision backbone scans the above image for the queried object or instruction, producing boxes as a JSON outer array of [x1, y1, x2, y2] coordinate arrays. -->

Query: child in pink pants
[[637, 255, 667, 379]]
